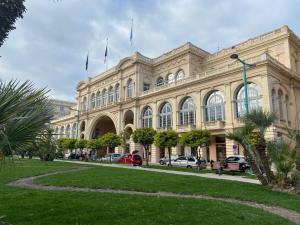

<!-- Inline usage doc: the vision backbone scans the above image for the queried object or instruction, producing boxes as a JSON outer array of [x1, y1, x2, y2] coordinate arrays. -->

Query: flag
[[130, 18, 133, 46], [104, 39, 108, 64], [85, 52, 89, 71]]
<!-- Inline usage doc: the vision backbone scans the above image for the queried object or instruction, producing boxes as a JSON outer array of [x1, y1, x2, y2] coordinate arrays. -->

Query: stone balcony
[[177, 124, 196, 132], [202, 120, 226, 130]]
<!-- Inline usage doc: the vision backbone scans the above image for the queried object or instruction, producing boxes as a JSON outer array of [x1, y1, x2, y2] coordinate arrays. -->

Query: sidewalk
[[55, 159, 260, 185]]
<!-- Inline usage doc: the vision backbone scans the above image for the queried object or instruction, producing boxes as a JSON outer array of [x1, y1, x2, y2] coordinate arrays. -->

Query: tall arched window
[[176, 70, 184, 81], [205, 91, 225, 121], [71, 123, 77, 138], [115, 84, 120, 101], [159, 102, 172, 128], [156, 77, 164, 86], [127, 79, 133, 97], [82, 97, 87, 111], [166, 73, 174, 84], [60, 126, 65, 138], [180, 97, 196, 125], [65, 125, 70, 138], [91, 93, 96, 108], [55, 127, 59, 139], [278, 90, 284, 119], [285, 95, 289, 121], [271, 89, 276, 112], [102, 89, 107, 106], [96, 91, 101, 107], [108, 87, 114, 103], [142, 106, 153, 128], [236, 83, 261, 117]]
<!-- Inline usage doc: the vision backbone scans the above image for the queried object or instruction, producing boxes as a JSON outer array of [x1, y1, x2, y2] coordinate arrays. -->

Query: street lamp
[[230, 54, 256, 114]]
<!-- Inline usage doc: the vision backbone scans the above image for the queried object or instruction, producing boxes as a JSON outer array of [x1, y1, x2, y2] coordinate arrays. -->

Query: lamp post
[[230, 54, 256, 114]]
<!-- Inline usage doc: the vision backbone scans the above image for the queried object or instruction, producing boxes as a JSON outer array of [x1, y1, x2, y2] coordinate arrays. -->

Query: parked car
[[69, 153, 80, 159], [64, 153, 71, 158], [167, 156, 206, 169], [100, 153, 121, 162], [224, 155, 250, 172], [159, 155, 178, 165], [118, 154, 143, 166]]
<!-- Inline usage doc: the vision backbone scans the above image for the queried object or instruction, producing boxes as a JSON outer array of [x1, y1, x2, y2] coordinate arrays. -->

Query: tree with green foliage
[[132, 128, 156, 166], [61, 138, 77, 154], [180, 129, 211, 157], [154, 130, 178, 166], [267, 141, 299, 187], [227, 110, 277, 186], [75, 139, 88, 153], [180, 129, 211, 170], [100, 133, 121, 157], [87, 138, 102, 150], [0, 0, 26, 47], [37, 128, 57, 161], [0, 80, 53, 159]]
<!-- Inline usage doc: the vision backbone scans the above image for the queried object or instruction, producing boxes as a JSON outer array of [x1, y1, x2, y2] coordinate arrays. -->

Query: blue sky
[[1, 0, 300, 101]]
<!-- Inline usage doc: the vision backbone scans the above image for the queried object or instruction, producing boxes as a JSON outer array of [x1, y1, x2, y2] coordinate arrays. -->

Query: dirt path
[[7, 169, 300, 224]]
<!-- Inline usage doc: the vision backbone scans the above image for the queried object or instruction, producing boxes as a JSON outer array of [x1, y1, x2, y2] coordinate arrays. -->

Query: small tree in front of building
[[61, 138, 77, 154], [100, 133, 121, 159], [87, 138, 103, 159], [154, 130, 178, 167], [75, 139, 88, 154], [132, 128, 156, 166], [180, 129, 211, 169]]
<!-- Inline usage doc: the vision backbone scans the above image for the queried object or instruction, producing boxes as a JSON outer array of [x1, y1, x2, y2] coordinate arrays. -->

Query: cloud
[[0, 0, 299, 101]]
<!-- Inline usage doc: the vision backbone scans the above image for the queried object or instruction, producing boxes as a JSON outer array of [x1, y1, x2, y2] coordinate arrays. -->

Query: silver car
[[167, 156, 206, 169]]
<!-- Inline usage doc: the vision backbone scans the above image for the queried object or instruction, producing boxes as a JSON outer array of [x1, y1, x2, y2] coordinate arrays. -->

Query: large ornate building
[[52, 25, 300, 163]]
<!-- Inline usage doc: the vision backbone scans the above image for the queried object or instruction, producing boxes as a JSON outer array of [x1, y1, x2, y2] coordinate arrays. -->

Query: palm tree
[[242, 110, 276, 184], [0, 80, 53, 158], [227, 123, 268, 185]]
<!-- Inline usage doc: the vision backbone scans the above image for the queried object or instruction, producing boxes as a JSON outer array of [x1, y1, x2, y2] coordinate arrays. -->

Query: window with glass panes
[[142, 106, 152, 128], [127, 80, 133, 97], [205, 91, 225, 121], [236, 83, 261, 117], [108, 87, 114, 103], [115, 84, 119, 101], [179, 97, 195, 125], [159, 103, 172, 128]]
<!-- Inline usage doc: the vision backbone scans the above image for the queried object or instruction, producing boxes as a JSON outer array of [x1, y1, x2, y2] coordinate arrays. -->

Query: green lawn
[[145, 164, 257, 179], [36, 164, 300, 213], [0, 159, 297, 225]]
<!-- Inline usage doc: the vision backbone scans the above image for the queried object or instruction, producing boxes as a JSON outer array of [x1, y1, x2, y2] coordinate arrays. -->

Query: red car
[[118, 154, 143, 166]]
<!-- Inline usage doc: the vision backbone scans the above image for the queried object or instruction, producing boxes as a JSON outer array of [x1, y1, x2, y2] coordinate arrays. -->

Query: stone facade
[[52, 25, 300, 163]]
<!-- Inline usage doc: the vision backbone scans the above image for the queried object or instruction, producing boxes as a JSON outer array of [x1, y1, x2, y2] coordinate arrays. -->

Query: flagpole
[[130, 18, 133, 54], [87, 50, 89, 77], [105, 38, 108, 71]]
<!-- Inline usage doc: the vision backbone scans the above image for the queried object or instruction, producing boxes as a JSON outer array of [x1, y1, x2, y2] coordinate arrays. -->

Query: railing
[[142, 53, 280, 96]]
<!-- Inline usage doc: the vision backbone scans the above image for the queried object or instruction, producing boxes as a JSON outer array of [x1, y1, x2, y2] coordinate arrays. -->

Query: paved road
[[55, 159, 260, 185]]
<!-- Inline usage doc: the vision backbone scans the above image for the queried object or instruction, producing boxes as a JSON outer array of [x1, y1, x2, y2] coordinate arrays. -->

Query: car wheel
[[186, 165, 192, 169]]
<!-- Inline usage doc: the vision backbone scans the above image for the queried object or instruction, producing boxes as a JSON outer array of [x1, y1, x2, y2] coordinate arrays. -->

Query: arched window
[[159, 102, 172, 128], [127, 79, 133, 97], [82, 97, 87, 112], [115, 84, 120, 101], [180, 97, 196, 125], [156, 77, 164, 86], [166, 73, 174, 84], [285, 95, 289, 121], [71, 123, 77, 138], [278, 90, 284, 119], [142, 106, 153, 128], [236, 83, 261, 117], [108, 87, 114, 103], [176, 70, 184, 81], [271, 89, 276, 112], [65, 125, 70, 138], [60, 126, 65, 138], [96, 91, 101, 107], [91, 93, 96, 108], [102, 89, 107, 106], [54, 127, 59, 139], [205, 91, 225, 121]]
